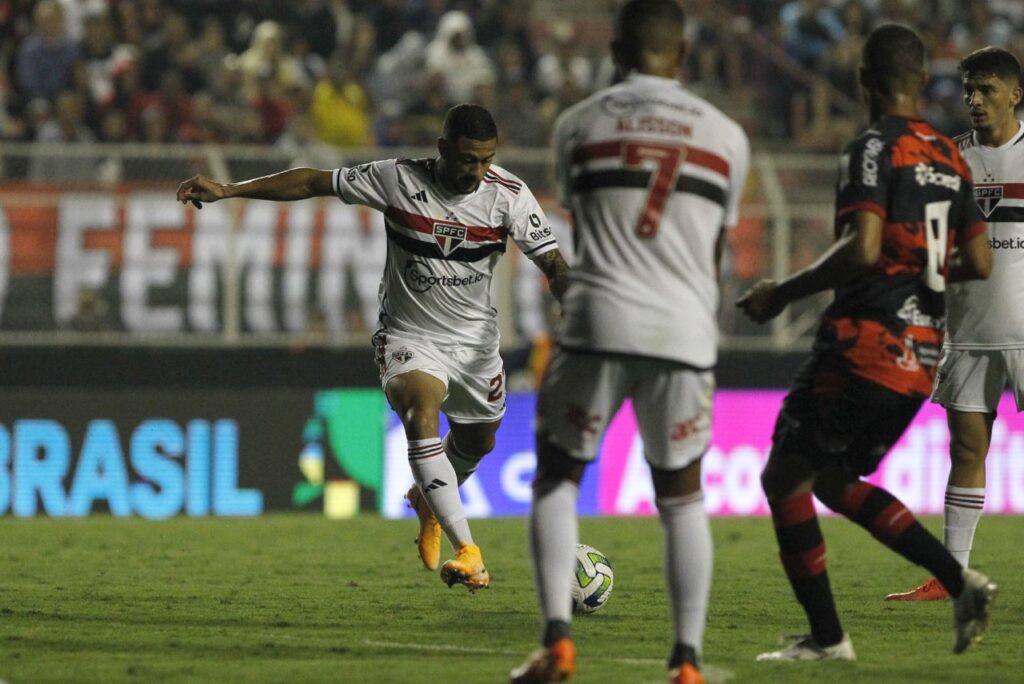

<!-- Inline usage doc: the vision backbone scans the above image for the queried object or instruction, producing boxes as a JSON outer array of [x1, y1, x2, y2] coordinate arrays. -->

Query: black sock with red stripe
[[836, 481, 965, 597], [770, 492, 843, 647]]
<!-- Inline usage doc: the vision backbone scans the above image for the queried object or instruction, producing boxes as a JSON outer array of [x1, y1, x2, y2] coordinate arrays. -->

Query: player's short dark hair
[[614, 0, 686, 58], [441, 104, 497, 143], [861, 24, 925, 95], [959, 47, 1022, 86]]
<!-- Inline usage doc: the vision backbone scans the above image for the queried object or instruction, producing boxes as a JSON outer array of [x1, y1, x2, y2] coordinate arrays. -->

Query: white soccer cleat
[[953, 568, 998, 654], [755, 633, 856, 662]]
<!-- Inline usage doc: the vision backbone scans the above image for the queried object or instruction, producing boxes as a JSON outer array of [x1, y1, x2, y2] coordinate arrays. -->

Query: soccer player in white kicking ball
[[510, 1, 750, 682], [177, 104, 570, 591], [887, 47, 1024, 601]]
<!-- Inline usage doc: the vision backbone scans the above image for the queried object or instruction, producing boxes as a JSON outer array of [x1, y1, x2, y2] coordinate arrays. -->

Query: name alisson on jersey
[[616, 116, 692, 138]]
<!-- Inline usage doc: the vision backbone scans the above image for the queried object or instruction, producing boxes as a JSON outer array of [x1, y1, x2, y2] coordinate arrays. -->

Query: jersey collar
[[625, 72, 682, 89], [973, 120, 1024, 149]]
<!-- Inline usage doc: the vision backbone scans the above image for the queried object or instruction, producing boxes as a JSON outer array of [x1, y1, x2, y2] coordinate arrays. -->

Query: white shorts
[[536, 347, 714, 470], [931, 348, 1024, 412], [372, 331, 506, 423]]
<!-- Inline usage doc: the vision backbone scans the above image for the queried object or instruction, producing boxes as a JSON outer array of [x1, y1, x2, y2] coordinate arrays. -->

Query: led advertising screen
[[382, 391, 1024, 519], [0, 389, 316, 518], [3, 388, 1023, 519]]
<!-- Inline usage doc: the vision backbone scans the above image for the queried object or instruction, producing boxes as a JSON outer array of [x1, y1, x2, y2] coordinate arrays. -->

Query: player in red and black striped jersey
[[738, 25, 997, 661], [823, 115, 986, 397]]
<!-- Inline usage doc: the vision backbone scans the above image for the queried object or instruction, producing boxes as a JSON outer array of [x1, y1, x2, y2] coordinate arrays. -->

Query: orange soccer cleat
[[885, 577, 950, 601], [510, 637, 576, 683], [667, 663, 705, 684], [440, 543, 490, 592], [406, 485, 442, 571]]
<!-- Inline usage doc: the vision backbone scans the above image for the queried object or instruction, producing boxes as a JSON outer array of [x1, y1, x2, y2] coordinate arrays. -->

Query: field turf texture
[[0, 514, 1020, 683]]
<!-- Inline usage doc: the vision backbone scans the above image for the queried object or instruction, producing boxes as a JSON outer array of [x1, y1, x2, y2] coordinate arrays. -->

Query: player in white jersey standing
[[510, 2, 749, 682], [177, 105, 570, 591], [886, 47, 1024, 601]]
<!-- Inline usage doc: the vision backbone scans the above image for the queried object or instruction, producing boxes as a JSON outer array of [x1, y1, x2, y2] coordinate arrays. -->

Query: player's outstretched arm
[[176, 168, 335, 209], [737, 211, 882, 324], [533, 249, 571, 303]]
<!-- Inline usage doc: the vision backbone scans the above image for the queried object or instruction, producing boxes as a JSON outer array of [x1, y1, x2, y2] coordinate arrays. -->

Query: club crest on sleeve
[[975, 185, 1003, 217], [432, 220, 467, 256], [391, 348, 415, 364]]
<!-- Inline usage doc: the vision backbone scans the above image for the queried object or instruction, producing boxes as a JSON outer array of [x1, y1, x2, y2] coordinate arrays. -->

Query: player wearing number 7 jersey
[[512, 2, 749, 682], [737, 25, 996, 662]]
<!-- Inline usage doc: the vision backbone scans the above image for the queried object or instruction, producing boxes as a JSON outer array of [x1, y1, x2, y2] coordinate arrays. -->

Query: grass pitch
[[0, 514, 1020, 683]]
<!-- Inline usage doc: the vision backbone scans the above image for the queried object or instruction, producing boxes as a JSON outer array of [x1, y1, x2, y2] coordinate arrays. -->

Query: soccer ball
[[571, 544, 614, 614]]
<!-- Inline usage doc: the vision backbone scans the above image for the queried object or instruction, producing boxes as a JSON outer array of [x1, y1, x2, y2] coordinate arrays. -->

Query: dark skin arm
[[532, 249, 571, 303], [947, 231, 992, 282], [737, 211, 882, 323], [176, 168, 335, 208]]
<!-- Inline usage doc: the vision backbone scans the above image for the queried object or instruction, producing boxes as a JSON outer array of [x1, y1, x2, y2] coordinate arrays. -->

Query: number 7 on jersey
[[622, 142, 685, 239]]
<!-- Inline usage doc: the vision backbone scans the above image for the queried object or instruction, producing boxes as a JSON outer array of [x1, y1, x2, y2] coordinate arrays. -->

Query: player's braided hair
[[442, 104, 498, 143]]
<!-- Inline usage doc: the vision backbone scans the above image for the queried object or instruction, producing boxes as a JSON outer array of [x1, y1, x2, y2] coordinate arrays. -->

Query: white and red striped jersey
[[946, 122, 1024, 350], [332, 159, 558, 348], [552, 73, 750, 367]]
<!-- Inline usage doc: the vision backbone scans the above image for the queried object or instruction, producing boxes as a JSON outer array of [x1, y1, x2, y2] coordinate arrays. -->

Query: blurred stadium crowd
[[1, 0, 1023, 155]]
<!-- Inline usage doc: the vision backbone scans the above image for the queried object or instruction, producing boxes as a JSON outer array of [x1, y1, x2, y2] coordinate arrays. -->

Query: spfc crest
[[432, 221, 467, 256], [975, 185, 1003, 217], [391, 347, 414, 364]]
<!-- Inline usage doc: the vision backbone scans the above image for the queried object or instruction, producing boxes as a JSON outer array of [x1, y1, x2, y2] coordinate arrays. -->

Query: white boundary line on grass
[[362, 639, 735, 682]]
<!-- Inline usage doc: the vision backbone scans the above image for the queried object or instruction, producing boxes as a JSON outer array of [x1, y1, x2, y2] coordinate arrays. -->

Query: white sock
[[657, 492, 712, 657], [408, 438, 473, 547], [944, 486, 985, 568], [530, 477, 579, 625], [443, 432, 483, 486]]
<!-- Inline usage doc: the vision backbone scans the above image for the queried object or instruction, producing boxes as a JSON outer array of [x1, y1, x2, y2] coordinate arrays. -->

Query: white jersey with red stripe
[[552, 72, 750, 367], [946, 122, 1024, 350], [332, 158, 558, 348]]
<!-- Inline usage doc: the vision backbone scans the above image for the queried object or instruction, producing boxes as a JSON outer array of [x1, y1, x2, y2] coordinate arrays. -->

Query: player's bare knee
[[399, 406, 441, 440], [448, 423, 498, 458], [950, 438, 988, 469], [651, 459, 702, 499], [461, 433, 495, 458]]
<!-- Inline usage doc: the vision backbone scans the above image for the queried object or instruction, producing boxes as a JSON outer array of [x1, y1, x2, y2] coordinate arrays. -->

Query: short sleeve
[[836, 134, 890, 221], [551, 110, 574, 210], [508, 183, 559, 260], [332, 160, 393, 212], [723, 125, 751, 229]]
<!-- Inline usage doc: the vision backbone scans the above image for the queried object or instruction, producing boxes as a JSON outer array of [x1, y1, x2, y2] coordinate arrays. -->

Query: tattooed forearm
[[534, 249, 571, 303]]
